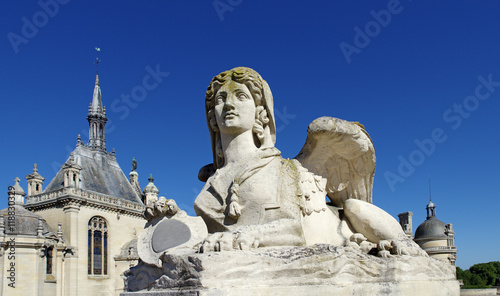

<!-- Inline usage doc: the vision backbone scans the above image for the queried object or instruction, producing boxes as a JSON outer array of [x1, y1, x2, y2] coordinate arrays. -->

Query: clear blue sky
[[1, 1, 499, 270]]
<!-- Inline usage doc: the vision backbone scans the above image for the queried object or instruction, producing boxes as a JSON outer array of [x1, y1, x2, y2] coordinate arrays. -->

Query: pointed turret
[[87, 49, 108, 151]]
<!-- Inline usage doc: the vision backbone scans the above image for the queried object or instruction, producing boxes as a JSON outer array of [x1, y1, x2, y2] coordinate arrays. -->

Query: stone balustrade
[[423, 246, 457, 253], [76, 141, 116, 156], [26, 187, 145, 213]]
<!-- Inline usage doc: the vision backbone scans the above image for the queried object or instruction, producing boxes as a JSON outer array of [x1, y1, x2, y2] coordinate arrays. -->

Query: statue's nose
[[224, 94, 236, 109]]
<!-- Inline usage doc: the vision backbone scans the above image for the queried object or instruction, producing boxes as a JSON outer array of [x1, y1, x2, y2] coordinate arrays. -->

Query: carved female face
[[214, 80, 256, 135]]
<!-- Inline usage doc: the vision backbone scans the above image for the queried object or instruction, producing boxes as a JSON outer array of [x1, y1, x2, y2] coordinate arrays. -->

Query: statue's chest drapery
[[194, 157, 298, 232]]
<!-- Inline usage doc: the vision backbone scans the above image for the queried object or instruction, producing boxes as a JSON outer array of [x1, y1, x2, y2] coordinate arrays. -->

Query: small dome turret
[[9, 177, 26, 205], [143, 174, 159, 205], [413, 199, 457, 265], [11, 177, 26, 197], [415, 200, 446, 240]]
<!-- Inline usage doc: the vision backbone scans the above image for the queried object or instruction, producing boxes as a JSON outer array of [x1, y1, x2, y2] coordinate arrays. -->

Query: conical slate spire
[[87, 48, 108, 151], [89, 74, 104, 115]]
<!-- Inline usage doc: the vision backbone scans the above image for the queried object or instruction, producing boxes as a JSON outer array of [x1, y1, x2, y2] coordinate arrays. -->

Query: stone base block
[[459, 288, 498, 296], [123, 244, 460, 296], [122, 281, 460, 296]]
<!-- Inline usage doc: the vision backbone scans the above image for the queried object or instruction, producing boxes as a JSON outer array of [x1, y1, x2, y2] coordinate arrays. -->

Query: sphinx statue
[[193, 66, 424, 256], [125, 67, 458, 296]]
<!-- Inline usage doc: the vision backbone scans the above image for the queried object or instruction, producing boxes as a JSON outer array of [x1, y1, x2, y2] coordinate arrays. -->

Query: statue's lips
[[224, 112, 238, 119]]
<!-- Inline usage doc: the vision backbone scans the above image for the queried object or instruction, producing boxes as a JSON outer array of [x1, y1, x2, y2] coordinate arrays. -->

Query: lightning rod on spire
[[428, 177, 432, 202], [95, 47, 101, 75]]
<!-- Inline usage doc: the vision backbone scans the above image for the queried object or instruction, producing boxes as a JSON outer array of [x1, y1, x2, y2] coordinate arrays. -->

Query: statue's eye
[[215, 95, 224, 104], [238, 93, 249, 100]]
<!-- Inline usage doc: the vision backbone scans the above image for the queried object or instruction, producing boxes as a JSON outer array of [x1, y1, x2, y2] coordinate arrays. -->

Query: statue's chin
[[218, 124, 251, 135]]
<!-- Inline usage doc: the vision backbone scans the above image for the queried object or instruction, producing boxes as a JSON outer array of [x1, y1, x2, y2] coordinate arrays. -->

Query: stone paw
[[350, 233, 367, 245]]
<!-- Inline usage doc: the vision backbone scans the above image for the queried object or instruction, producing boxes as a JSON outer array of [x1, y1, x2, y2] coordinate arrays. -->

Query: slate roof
[[44, 145, 143, 204], [414, 217, 448, 240], [0, 205, 53, 236]]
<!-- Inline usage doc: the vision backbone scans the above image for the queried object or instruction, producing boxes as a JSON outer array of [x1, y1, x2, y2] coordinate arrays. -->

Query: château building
[[399, 200, 457, 265], [0, 70, 161, 296]]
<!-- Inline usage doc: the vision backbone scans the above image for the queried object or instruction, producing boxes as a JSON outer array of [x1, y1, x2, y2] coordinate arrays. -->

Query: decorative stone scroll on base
[[122, 244, 459, 296], [137, 201, 208, 267]]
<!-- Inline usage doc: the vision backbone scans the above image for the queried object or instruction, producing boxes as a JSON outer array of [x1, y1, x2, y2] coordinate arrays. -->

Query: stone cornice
[[422, 246, 458, 254], [114, 256, 139, 261], [25, 187, 145, 217]]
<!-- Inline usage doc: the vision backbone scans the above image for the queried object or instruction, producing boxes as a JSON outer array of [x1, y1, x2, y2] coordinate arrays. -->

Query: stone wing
[[294, 117, 376, 207]]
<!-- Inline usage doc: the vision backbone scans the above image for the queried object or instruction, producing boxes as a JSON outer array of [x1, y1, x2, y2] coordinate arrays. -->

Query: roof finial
[[95, 47, 101, 75], [428, 177, 432, 202], [95, 47, 101, 85], [33, 163, 38, 173]]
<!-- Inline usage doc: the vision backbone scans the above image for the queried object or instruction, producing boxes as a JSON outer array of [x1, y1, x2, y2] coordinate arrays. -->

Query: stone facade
[[0, 69, 159, 295], [0, 182, 63, 296]]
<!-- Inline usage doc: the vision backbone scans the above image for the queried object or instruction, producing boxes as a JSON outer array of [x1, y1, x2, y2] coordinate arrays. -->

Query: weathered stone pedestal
[[122, 244, 460, 296]]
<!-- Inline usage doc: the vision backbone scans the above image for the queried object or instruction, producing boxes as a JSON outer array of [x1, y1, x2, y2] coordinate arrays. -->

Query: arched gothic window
[[88, 216, 108, 275], [46, 246, 53, 275]]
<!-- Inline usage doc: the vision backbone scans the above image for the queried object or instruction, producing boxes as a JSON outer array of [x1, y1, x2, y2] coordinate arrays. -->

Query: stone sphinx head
[[205, 67, 276, 169]]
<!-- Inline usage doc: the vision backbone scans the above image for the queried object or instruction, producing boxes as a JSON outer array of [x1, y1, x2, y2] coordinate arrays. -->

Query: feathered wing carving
[[294, 116, 376, 207]]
